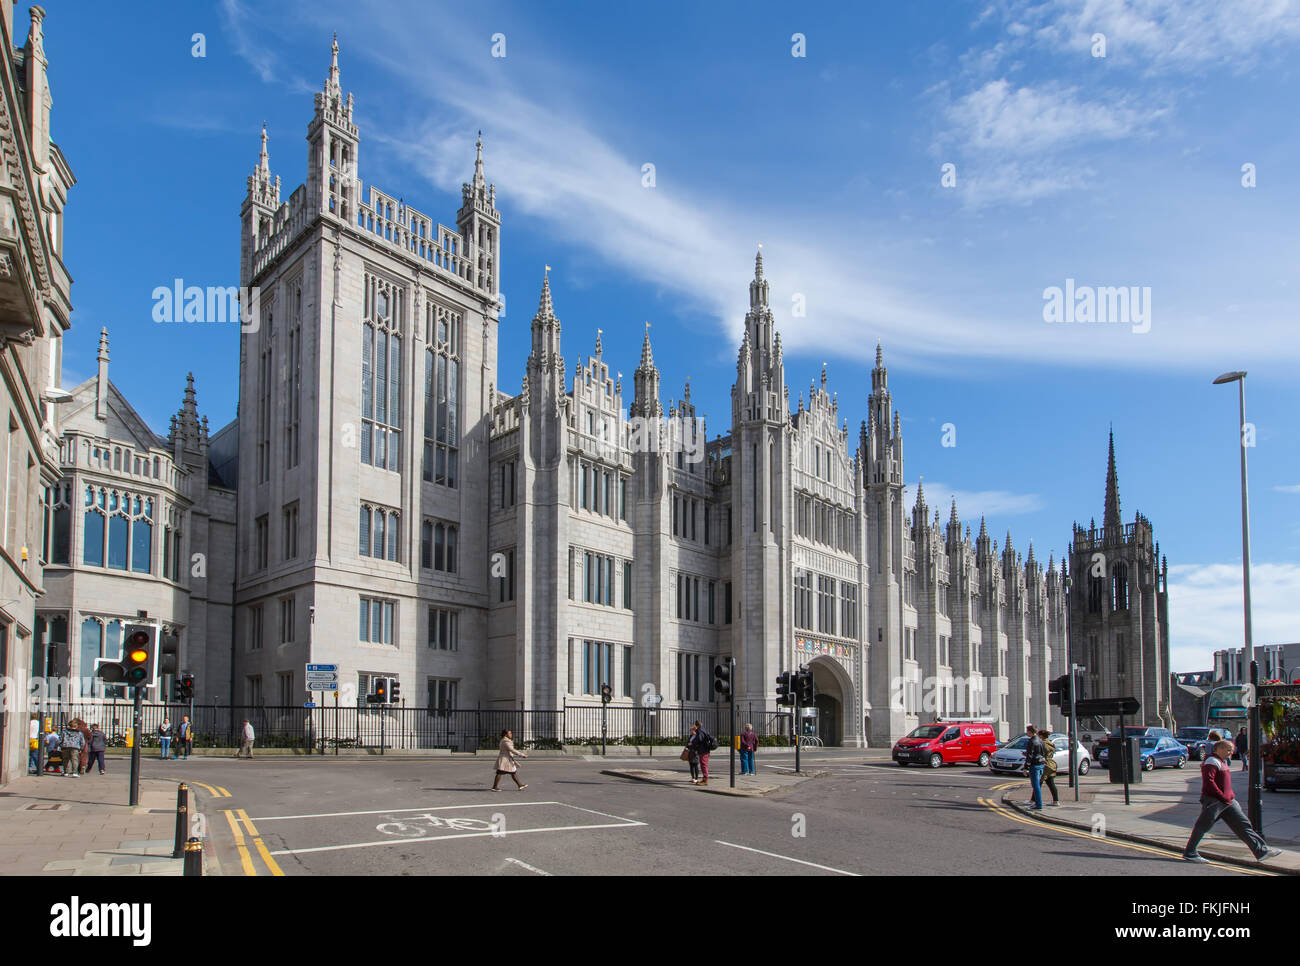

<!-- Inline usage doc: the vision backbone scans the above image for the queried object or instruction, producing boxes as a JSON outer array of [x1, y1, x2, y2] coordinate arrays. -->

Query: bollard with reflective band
[[173, 784, 188, 858], [183, 837, 203, 876]]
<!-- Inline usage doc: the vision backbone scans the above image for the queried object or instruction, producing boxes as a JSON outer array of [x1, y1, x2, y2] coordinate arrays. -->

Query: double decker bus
[[1205, 684, 1251, 738]]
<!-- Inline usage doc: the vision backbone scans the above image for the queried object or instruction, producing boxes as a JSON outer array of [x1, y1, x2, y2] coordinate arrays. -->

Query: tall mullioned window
[[424, 302, 460, 488], [286, 284, 303, 469], [257, 319, 272, 483], [361, 276, 403, 472]]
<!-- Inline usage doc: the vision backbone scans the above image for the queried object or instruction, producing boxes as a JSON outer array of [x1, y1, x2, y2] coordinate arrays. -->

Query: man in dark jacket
[[1024, 726, 1047, 810]]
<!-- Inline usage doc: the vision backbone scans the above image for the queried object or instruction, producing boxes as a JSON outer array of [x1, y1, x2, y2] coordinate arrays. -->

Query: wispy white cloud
[[1167, 561, 1300, 671], [1275, 484, 1300, 494], [999, 0, 1300, 73], [946, 80, 1164, 156]]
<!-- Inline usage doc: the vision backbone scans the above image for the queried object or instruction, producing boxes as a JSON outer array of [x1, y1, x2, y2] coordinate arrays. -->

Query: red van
[[892, 721, 1000, 768]]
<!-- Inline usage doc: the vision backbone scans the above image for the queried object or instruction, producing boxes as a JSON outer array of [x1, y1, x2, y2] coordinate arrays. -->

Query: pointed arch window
[[361, 275, 403, 472], [423, 302, 460, 487], [1111, 561, 1129, 611]]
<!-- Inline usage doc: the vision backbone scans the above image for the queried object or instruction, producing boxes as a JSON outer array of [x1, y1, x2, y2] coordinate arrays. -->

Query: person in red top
[[739, 723, 759, 776], [1183, 739, 1281, 863]]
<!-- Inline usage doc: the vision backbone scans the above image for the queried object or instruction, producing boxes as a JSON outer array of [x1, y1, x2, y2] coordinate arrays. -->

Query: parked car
[[1175, 726, 1216, 761], [893, 721, 1000, 768], [989, 732, 1091, 775], [1092, 726, 1174, 759], [1098, 735, 1188, 771]]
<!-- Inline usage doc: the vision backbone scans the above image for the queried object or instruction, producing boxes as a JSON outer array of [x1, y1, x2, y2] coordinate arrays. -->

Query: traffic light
[[121, 622, 159, 689], [160, 631, 180, 678], [390, 679, 401, 703], [714, 662, 731, 700], [178, 673, 195, 701], [367, 677, 390, 704], [775, 671, 793, 707], [600, 683, 613, 705], [796, 667, 814, 705], [1049, 674, 1072, 716]]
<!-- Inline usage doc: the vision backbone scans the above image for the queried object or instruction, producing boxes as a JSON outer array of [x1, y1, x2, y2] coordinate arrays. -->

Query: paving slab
[[0, 772, 206, 876]]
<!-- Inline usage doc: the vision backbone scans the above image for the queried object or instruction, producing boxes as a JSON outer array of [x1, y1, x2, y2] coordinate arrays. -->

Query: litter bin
[[1106, 736, 1143, 784]]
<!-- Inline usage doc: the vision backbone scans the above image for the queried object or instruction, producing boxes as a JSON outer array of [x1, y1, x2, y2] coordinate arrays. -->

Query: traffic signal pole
[[128, 684, 143, 807], [729, 658, 736, 789], [1070, 665, 1080, 802]]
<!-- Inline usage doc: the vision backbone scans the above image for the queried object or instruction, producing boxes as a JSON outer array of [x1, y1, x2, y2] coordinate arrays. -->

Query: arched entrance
[[807, 656, 855, 747]]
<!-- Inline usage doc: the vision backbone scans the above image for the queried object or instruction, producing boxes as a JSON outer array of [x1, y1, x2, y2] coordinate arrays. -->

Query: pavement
[[0, 769, 215, 876], [1003, 764, 1300, 875], [599, 765, 827, 796]]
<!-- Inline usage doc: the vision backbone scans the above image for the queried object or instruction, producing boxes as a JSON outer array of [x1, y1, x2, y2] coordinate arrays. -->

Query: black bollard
[[183, 836, 203, 876], [173, 783, 188, 858]]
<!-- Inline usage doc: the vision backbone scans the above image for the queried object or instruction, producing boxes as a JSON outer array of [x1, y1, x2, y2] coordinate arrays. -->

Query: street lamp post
[[1212, 370, 1262, 833]]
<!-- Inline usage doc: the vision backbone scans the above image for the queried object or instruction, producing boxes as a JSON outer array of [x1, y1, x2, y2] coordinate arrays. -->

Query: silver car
[[989, 733, 1091, 775]]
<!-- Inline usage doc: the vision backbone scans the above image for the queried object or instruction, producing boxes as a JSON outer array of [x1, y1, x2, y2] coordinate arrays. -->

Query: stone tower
[[730, 249, 790, 707], [1068, 431, 1171, 728]]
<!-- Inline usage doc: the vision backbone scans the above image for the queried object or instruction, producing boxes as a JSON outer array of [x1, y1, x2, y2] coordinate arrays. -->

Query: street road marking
[[268, 821, 645, 856], [714, 840, 860, 876], [184, 781, 231, 798], [222, 809, 257, 877], [254, 801, 647, 857], [237, 808, 285, 876], [505, 857, 552, 876], [252, 801, 557, 822], [976, 797, 1274, 876]]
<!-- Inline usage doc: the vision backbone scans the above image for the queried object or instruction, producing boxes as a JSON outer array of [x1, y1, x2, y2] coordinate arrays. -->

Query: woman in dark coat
[[79, 719, 92, 775]]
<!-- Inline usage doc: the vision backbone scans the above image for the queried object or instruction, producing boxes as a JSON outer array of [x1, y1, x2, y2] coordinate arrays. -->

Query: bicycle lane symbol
[[375, 812, 495, 837]]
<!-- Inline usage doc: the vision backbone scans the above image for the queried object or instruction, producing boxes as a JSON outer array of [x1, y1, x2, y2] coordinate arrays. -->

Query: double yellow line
[[977, 793, 1273, 876], [190, 781, 231, 798], [222, 809, 284, 876]]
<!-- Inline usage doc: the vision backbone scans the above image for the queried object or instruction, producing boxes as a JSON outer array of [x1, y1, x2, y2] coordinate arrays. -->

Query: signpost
[[306, 665, 338, 756], [1075, 697, 1141, 805]]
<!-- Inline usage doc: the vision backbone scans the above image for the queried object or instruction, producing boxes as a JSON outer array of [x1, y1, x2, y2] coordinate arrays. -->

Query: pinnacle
[[755, 246, 764, 279], [537, 274, 554, 319]]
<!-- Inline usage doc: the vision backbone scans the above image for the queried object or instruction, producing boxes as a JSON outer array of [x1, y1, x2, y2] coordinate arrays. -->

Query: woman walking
[[1038, 730, 1060, 806], [683, 724, 701, 782], [491, 729, 528, 791]]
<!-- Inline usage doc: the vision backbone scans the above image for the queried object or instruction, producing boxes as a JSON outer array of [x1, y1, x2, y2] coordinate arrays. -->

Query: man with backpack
[[690, 720, 717, 786]]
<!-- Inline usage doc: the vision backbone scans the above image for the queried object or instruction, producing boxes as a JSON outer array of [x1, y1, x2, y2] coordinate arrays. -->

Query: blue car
[[1098, 736, 1189, 771]]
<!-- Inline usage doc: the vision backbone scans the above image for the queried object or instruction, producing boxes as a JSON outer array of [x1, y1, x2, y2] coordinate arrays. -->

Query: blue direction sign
[[306, 663, 340, 692]]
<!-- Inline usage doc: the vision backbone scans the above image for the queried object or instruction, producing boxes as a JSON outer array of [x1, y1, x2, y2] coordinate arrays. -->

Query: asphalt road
[[144, 752, 1265, 877]]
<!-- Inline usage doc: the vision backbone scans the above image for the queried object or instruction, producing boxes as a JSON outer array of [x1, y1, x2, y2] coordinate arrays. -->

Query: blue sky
[[43, 0, 1300, 672]]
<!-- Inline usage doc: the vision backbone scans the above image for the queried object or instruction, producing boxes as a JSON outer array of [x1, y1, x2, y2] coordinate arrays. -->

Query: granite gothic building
[[232, 42, 1072, 745]]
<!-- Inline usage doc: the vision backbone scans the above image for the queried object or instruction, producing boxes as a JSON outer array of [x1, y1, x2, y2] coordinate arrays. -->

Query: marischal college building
[[220, 41, 1105, 749]]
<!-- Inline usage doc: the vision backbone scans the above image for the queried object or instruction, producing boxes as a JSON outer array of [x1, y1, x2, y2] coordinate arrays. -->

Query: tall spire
[[328, 32, 341, 96], [95, 327, 110, 422], [473, 130, 486, 188], [1104, 427, 1122, 535], [258, 122, 269, 177], [748, 245, 770, 309], [538, 273, 554, 319], [639, 322, 655, 369]]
